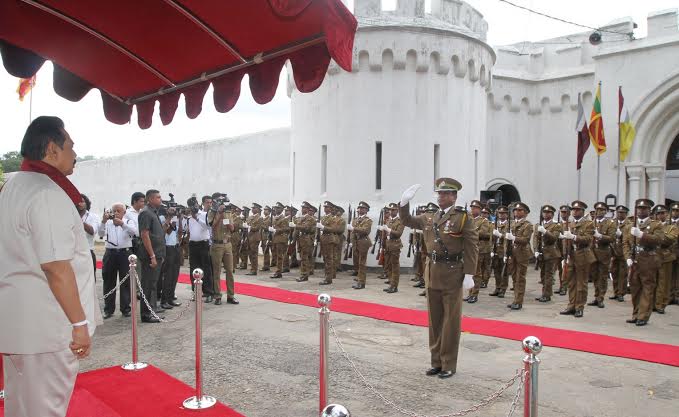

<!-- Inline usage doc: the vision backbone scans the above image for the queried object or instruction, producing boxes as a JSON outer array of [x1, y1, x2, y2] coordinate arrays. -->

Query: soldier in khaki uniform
[[533, 205, 562, 302], [480, 207, 493, 288], [623, 199, 664, 326], [381, 203, 405, 293], [334, 205, 347, 273], [505, 202, 532, 310], [318, 202, 343, 285], [268, 202, 290, 278], [559, 201, 595, 318], [417, 203, 439, 296], [281, 206, 296, 272], [238, 206, 250, 269], [554, 205, 571, 295], [653, 205, 678, 314], [207, 203, 239, 305], [467, 200, 492, 303], [377, 207, 392, 280], [294, 202, 318, 282], [670, 203, 679, 306], [350, 201, 373, 289], [609, 205, 630, 302], [411, 205, 427, 289], [489, 206, 509, 298], [588, 202, 616, 308], [399, 178, 478, 378], [230, 206, 244, 272], [260, 205, 273, 271], [245, 203, 265, 275]]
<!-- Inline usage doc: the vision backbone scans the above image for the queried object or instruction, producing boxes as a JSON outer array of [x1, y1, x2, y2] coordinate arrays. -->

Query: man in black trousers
[[138, 189, 167, 323], [188, 195, 214, 302]]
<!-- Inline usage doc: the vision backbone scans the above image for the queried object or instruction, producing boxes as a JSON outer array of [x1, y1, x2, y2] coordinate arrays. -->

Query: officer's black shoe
[[204, 296, 214, 303], [480, 283, 488, 289], [319, 280, 332, 285], [467, 296, 478, 304], [425, 367, 441, 376], [122, 311, 131, 317], [574, 310, 584, 318], [384, 280, 391, 284], [508, 303, 522, 310], [489, 290, 499, 296], [625, 318, 637, 323], [227, 297, 239, 305], [617, 296, 625, 302], [609, 295, 618, 300], [350, 271, 358, 277], [270, 273, 283, 279], [352, 283, 365, 290], [245, 272, 257, 276], [169, 301, 182, 307], [497, 291, 506, 298], [597, 302, 605, 308], [414, 281, 425, 288], [103, 312, 113, 319], [656, 308, 665, 314], [419, 291, 426, 296], [536, 296, 551, 303], [635, 319, 648, 326], [213, 298, 222, 305], [160, 302, 174, 310], [438, 370, 455, 379], [559, 309, 575, 315], [141, 316, 163, 323], [296, 276, 309, 282], [385, 286, 398, 293], [559, 290, 567, 296], [587, 300, 599, 306]]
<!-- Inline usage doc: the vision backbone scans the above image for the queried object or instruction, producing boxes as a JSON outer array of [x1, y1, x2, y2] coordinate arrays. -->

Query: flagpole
[[617, 85, 622, 202], [577, 170, 581, 199], [596, 155, 600, 200], [29, 88, 33, 125]]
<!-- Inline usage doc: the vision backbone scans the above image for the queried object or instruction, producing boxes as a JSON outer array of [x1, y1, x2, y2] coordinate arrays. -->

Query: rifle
[[627, 213, 638, 285], [561, 212, 571, 284], [371, 209, 383, 254], [313, 204, 322, 259], [264, 212, 273, 253], [240, 208, 250, 257], [287, 210, 296, 256], [377, 208, 387, 265], [492, 214, 498, 258], [535, 211, 544, 270], [344, 205, 353, 260], [500, 209, 513, 278]]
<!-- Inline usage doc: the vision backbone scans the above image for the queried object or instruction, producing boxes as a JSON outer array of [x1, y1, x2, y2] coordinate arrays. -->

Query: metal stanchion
[[522, 336, 542, 417], [321, 404, 351, 417], [0, 357, 4, 400], [183, 269, 216, 410], [122, 254, 147, 371], [318, 293, 331, 415]]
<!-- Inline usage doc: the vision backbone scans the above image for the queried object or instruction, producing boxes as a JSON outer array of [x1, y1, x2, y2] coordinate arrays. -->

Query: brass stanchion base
[[121, 362, 148, 371], [183, 395, 216, 410], [0, 389, 5, 400]]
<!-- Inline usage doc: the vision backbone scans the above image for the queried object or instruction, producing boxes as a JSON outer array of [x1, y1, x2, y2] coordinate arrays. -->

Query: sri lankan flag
[[619, 87, 636, 161], [17, 75, 36, 101], [589, 82, 606, 155]]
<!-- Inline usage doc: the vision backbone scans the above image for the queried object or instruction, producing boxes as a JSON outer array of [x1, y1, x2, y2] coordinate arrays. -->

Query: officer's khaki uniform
[[320, 215, 343, 282], [296, 213, 317, 277], [611, 219, 630, 298], [246, 213, 264, 273], [591, 218, 616, 303], [352, 215, 373, 284], [558, 219, 571, 293], [623, 217, 664, 321], [261, 215, 273, 270], [656, 221, 678, 310], [671, 218, 679, 304], [401, 204, 478, 372], [207, 210, 236, 299], [470, 216, 492, 297], [566, 218, 596, 311], [533, 220, 562, 298], [491, 220, 509, 294], [231, 216, 243, 272], [272, 214, 290, 275], [510, 218, 533, 305], [334, 215, 347, 271], [384, 216, 405, 288]]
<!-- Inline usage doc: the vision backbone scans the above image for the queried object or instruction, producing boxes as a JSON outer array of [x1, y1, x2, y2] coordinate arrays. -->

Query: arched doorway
[[665, 133, 679, 204], [486, 182, 521, 207]]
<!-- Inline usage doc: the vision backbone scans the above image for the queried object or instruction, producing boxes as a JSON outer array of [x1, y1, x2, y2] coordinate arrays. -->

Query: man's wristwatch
[[72, 319, 89, 327]]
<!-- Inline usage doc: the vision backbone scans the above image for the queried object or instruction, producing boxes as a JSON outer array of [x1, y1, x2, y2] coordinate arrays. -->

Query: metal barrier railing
[[122, 254, 147, 371], [317, 292, 542, 417]]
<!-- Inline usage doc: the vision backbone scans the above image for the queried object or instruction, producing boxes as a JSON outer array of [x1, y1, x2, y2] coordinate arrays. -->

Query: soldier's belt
[[429, 251, 462, 263], [213, 239, 227, 244], [322, 231, 339, 235], [479, 237, 490, 241], [635, 245, 656, 254]]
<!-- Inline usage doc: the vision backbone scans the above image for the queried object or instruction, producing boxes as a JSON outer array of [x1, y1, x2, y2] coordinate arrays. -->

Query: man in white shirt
[[78, 194, 100, 280], [98, 203, 137, 319], [159, 207, 183, 309], [188, 196, 214, 302], [0, 116, 99, 417]]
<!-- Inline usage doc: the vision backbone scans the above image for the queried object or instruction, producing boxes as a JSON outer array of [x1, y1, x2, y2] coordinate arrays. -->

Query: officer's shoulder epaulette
[[454, 206, 465, 212]]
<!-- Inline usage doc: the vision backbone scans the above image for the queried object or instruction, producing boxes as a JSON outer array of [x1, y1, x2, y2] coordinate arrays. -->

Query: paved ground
[[85, 248, 679, 417]]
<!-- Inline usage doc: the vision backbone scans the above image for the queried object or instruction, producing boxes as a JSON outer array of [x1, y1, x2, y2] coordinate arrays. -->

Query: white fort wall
[[70, 128, 291, 217]]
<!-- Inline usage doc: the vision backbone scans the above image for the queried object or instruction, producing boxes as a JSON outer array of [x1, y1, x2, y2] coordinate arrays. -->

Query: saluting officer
[[399, 178, 478, 379]]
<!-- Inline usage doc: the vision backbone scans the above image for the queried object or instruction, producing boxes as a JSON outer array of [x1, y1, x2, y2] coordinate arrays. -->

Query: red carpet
[[95, 262, 679, 367], [1, 365, 244, 417]]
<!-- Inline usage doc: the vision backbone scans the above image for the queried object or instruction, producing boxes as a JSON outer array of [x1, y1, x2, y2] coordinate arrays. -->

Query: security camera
[[589, 31, 602, 45]]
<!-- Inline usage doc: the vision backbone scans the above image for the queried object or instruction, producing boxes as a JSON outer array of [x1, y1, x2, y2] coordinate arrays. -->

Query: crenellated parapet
[[487, 89, 594, 115]]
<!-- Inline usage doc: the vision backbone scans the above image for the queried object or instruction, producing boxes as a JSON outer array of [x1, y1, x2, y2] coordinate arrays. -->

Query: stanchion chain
[[328, 321, 526, 417], [135, 276, 194, 323], [98, 273, 130, 301]]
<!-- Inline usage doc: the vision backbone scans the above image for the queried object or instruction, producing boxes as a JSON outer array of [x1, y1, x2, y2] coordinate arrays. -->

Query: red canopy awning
[[0, 0, 356, 128]]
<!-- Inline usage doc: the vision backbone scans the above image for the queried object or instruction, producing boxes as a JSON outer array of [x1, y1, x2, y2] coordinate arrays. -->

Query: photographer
[[125, 192, 145, 251], [158, 205, 182, 310], [98, 203, 137, 318], [78, 193, 100, 280], [207, 197, 239, 305], [188, 195, 214, 302]]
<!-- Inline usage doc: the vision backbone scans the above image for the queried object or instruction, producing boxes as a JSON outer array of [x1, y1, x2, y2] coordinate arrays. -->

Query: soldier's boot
[[489, 289, 500, 296], [296, 276, 309, 282], [350, 271, 358, 277]]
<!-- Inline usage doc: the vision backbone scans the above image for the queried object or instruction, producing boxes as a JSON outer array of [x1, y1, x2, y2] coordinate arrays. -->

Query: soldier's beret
[[470, 200, 482, 208], [434, 177, 462, 192], [301, 201, 312, 209], [387, 202, 399, 210], [570, 200, 587, 210], [615, 205, 629, 212], [323, 201, 334, 208], [481, 207, 491, 214], [426, 202, 439, 212], [559, 205, 571, 212], [635, 198, 654, 208], [358, 201, 370, 210], [593, 202, 608, 210], [512, 202, 530, 213], [654, 204, 668, 213], [251, 203, 262, 209], [541, 205, 556, 213], [496, 205, 509, 214]]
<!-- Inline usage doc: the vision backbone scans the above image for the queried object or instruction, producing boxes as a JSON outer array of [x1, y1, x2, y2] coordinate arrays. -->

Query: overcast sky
[[1, 0, 677, 158]]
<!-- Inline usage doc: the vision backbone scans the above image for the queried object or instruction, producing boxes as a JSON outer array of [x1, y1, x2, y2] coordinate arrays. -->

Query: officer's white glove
[[245, 224, 251, 230], [385, 227, 392, 234], [493, 229, 502, 238], [268, 226, 276, 233], [503, 256, 507, 263], [537, 225, 546, 234], [462, 274, 475, 290], [535, 251, 540, 258], [564, 231, 576, 240], [594, 230, 602, 239], [417, 229, 424, 234], [347, 224, 354, 231], [316, 222, 324, 230], [626, 258, 634, 267], [288, 222, 296, 228], [615, 229, 622, 237], [400, 184, 421, 207], [631, 227, 643, 238], [377, 225, 384, 231], [490, 252, 495, 258], [505, 232, 515, 241], [558, 233, 566, 239]]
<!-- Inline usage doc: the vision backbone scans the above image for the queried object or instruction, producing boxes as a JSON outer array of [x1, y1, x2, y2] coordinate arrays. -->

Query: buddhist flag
[[589, 82, 606, 155], [16, 75, 36, 101], [618, 87, 636, 161], [575, 93, 590, 170]]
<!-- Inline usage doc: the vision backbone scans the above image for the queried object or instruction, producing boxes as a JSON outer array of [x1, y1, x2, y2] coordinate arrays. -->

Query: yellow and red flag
[[589, 82, 606, 155], [16, 75, 36, 101]]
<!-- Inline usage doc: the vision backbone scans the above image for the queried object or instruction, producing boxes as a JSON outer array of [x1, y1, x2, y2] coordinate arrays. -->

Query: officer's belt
[[479, 237, 490, 241], [429, 251, 462, 263], [322, 231, 339, 235], [213, 239, 228, 244], [635, 245, 656, 254], [595, 243, 610, 248]]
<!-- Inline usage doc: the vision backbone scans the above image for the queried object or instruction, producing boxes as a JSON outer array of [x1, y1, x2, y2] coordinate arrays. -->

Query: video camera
[[187, 195, 200, 215], [211, 193, 229, 212]]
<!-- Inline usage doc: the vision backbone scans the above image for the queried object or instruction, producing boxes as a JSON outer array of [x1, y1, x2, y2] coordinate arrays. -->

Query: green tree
[[0, 160, 4, 183], [0, 151, 21, 173]]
